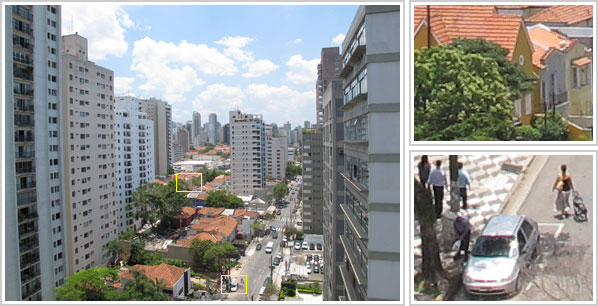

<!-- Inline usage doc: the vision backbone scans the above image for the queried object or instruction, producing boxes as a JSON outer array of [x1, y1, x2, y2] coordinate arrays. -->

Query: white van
[[265, 241, 274, 253]]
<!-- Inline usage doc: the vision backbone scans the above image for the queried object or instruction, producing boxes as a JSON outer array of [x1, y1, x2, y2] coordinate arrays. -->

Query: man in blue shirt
[[453, 215, 471, 259], [457, 162, 472, 209], [427, 160, 447, 219]]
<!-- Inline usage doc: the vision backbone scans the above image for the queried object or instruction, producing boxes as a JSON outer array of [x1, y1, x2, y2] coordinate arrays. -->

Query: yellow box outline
[[175, 173, 203, 192], [220, 274, 248, 295]]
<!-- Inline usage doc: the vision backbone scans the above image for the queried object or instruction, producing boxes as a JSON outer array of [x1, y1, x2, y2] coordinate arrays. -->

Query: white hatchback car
[[302, 241, 309, 250]]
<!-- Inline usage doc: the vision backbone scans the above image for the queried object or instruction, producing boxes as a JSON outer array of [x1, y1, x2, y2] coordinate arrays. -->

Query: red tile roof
[[155, 179, 167, 185], [191, 216, 238, 237], [527, 5, 593, 25], [233, 209, 259, 220], [572, 57, 592, 67], [176, 207, 197, 219], [414, 6, 526, 60], [120, 264, 186, 289], [527, 25, 574, 68], [180, 232, 224, 247], [197, 207, 224, 217]]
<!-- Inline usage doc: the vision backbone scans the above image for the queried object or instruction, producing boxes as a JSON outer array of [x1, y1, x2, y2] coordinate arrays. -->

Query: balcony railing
[[19, 241, 39, 253], [21, 283, 41, 300], [13, 6, 33, 21], [14, 101, 34, 112], [13, 55, 32, 66], [20, 254, 40, 270], [14, 88, 33, 96], [15, 135, 34, 143], [16, 181, 36, 191], [18, 211, 38, 222]]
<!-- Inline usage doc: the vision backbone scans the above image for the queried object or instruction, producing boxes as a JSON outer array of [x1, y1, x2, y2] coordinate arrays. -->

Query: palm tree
[[103, 239, 124, 267]]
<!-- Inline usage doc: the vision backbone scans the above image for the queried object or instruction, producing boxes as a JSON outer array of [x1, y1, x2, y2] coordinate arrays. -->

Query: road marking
[[247, 248, 255, 257], [538, 222, 565, 239]]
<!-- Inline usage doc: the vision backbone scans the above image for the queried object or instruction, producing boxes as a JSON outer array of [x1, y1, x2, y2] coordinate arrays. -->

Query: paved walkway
[[413, 155, 535, 276]]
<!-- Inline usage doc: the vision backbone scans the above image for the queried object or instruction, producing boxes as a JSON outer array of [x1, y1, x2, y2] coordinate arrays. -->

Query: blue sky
[[61, 4, 358, 127]]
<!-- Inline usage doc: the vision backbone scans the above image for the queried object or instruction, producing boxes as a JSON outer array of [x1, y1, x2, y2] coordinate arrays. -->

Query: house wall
[[538, 50, 569, 117], [512, 25, 538, 125], [413, 22, 440, 50], [567, 45, 593, 116]]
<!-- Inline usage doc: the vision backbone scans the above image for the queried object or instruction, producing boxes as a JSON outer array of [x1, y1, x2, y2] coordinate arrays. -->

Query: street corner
[[220, 275, 248, 295]]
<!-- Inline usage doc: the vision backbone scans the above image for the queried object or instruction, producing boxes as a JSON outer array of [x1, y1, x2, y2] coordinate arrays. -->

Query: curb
[[501, 155, 550, 214]]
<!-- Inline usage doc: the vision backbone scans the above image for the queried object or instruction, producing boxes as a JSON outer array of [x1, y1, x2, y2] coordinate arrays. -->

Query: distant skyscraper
[[266, 136, 288, 179], [271, 123, 279, 137], [304, 120, 311, 129], [301, 128, 323, 234], [208, 113, 217, 145], [176, 127, 190, 153], [185, 120, 193, 145], [283, 122, 292, 145], [114, 96, 155, 235], [316, 47, 341, 126], [222, 123, 231, 144], [229, 110, 266, 195], [5, 5, 68, 300], [62, 33, 117, 274], [192, 111, 201, 146]]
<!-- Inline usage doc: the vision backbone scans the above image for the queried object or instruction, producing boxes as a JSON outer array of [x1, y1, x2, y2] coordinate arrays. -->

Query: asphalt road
[[228, 185, 299, 301]]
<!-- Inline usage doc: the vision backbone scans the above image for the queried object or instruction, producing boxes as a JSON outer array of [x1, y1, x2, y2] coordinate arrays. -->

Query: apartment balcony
[[15, 151, 35, 159], [339, 45, 366, 78], [13, 6, 33, 21], [339, 235, 367, 287], [340, 92, 367, 111], [340, 204, 368, 239], [20, 254, 40, 270], [338, 264, 359, 301], [14, 101, 34, 112], [13, 55, 33, 66], [19, 240, 39, 254], [18, 212, 38, 224], [14, 70, 33, 81], [21, 282, 41, 300], [16, 166, 35, 175], [19, 224, 38, 238]]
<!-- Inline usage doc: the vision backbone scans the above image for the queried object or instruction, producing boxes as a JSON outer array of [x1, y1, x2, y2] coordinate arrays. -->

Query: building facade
[[316, 47, 341, 126], [192, 111, 201, 146], [114, 96, 155, 236], [5, 4, 68, 300], [222, 123, 231, 144], [208, 113, 218, 145], [139, 97, 172, 176], [61, 33, 118, 274], [229, 110, 266, 196], [322, 79, 346, 300], [301, 128, 323, 234], [176, 127, 190, 153], [266, 136, 288, 180], [338, 5, 400, 300]]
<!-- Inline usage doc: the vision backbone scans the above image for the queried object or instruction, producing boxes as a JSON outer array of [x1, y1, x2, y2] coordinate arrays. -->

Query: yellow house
[[413, 6, 539, 124]]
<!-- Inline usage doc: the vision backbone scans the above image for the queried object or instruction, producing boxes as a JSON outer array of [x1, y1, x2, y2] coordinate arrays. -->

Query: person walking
[[418, 155, 431, 189], [457, 162, 472, 209], [427, 159, 447, 219], [453, 215, 471, 259], [552, 164, 574, 219]]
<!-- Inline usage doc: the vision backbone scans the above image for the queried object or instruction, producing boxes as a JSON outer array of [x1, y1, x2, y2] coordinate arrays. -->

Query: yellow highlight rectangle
[[175, 173, 203, 192], [221, 274, 248, 294]]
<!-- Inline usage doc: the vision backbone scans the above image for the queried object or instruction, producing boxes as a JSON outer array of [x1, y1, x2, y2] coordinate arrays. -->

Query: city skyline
[[61, 4, 359, 127]]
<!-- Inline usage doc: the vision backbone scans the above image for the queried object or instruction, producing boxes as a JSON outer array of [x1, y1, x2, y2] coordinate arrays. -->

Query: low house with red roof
[[190, 215, 238, 242], [197, 207, 224, 218], [175, 207, 197, 228], [118, 263, 192, 299], [527, 5, 593, 27], [187, 192, 208, 207]]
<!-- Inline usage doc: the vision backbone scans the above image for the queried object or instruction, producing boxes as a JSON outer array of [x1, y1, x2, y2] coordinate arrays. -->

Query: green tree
[[414, 44, 516, 141], [205, 190, 243, 209], [120, 270, 169, 301], [285, 164, 302, 179], [120, 231, 137, 241], [295, 230, 304, 240], [272, 182, 289, 203], [127, 240, 147, 266], [283, 226, 297, 239], [515, 125, 542, 141], [167, 166, 175, 175], [451, 38, 535, 97], [189, 238, 215, 268], [204, 242, 239, 276], [103, 239, 124, 267], [263, 281, 278, 301], [133, 181, 188, 234], [250, 220, 267, 238], [533, 112, 569, 141], [55, 267, 119, 301]]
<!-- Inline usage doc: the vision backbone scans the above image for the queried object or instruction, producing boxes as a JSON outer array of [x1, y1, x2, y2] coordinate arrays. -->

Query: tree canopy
[[285, 164, 302, 179], [272, 182, 289, 202], [415, 43, 516, 141], [133, 180, 188, 234], [205, 190, 243, 209], [56, 267, 119, 301]]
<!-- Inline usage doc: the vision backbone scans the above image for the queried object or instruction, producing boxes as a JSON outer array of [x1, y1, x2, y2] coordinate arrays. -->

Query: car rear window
[[472, 236, 514, 257]]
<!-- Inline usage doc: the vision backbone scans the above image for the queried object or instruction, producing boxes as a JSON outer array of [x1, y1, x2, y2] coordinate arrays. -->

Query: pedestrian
[[418, 155, 431, 189], [457, 162, 472, 209], [552, 164, 574, 219], [453, 215, 471, 259], [427, 159, 447, 219]]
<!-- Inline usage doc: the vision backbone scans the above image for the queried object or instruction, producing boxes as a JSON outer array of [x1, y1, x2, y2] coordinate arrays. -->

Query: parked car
[[270, 226, 276, 231], [307, 254, 313, 261], [265, 228, 271, 235], [282, 236, 288, 242], [314, 254, 319, 262], [306, 262, 311, 274], [273, 257, 281, 265], [276, 210, 281, 215], [273, 232, 279, 239], [295, 242, 301, 250], [302, 241, 309, 250], [309, 243, 315, 250], [256, 243, 262, 251], [230, 282, 238, 292], [280, 240, 285, 247], [463, 214, 539, 296], [313, 264, 319, 273], [317, 243, 322, 250]]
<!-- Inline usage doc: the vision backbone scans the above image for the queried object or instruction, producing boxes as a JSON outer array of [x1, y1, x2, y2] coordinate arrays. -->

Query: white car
[[295, 242, 301, 250], [302, 241, 309, 250], [230, 282, 238, 292], [282, 236, 288, 242], [306, 262, 312, 274]]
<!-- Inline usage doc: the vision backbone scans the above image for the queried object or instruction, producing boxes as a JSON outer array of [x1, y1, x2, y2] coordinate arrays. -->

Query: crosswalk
[[275, 217, 293, 223]]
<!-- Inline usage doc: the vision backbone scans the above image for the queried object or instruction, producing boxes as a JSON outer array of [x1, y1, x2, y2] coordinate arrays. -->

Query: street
[[227, 181, 300, 301], [455, 155, 594, 301]]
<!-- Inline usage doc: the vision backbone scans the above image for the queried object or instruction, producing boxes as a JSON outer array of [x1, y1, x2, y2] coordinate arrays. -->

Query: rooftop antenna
[[68, 16, 74, 35]]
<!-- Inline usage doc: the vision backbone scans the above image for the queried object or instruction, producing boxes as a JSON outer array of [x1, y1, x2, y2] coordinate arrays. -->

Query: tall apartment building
[[208, 113, 218, 145], [229, 110, 266, 196], [139, 97, 172, 176], [114, 96, 155, 235], [337, 6, 400, 300], [5, 5, 68, 300], [192, 111, 201, 146], [61, 33, 117, 274], [222, 123, 231, 144], [316, 47, 341, 126], [304, 120, 311, 129], [322, 79, 346, 300], [266, 136, 288, 180], [176, 127, 190, 153], [301, 129, 323, 234], [185, 120, 192, 145]]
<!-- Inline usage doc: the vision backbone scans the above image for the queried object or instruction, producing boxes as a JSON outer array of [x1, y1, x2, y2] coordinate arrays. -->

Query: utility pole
[[449, 155, 460, 212]]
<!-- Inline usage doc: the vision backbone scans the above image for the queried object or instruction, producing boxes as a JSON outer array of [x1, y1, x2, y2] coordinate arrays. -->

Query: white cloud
[[131, 37, 238, 103], [332, 33, 346, 46], [192, 84, 245, 120], [293, 38, 302, 44], [215, 35, 254, 62], [285, 54, 319, 85], [245, 84, 314, 123], [62, 5, 128, 60], [242, 59, 279, 78], [116, 8, 135, 28], [114, 77, 135, 95]]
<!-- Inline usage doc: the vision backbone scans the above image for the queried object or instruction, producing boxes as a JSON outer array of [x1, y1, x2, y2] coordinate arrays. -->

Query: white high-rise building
[[208, 113, 218, 145], [61, 33, 117, 274], [266, 136, 288, 180], [192, 111, 201, 146], [114, 96, 155, 235], [139, 97, 172, 176], [229, 110, 266, 195], [5, 4, 68, 300]]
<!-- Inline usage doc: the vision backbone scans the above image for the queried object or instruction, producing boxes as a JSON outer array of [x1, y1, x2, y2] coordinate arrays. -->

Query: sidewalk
[[413, 155, 535, 278]]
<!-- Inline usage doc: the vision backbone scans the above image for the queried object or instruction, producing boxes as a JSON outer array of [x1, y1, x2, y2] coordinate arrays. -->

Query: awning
[[572, 57, 592, 67]]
